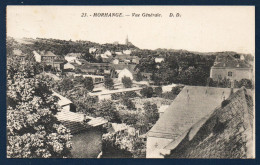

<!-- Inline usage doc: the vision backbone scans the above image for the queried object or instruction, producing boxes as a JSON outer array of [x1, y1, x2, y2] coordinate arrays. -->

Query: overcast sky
[[7, 6, 255, 54]]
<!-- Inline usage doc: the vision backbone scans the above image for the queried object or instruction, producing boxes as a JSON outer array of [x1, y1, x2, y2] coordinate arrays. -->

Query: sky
[[7, 6, 255, 54]]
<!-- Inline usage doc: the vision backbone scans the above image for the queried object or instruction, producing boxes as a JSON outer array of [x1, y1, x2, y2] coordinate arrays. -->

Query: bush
[[121, 98, 136, 110], [104, 77, 114, 90], [154, 87, 162, 96], [140, 87, 154, 98], [124, 91, 139, 98], [122, 76, 133, 88]]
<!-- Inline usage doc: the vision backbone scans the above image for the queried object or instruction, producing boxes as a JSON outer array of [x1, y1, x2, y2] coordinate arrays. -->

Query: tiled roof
[[52, 91, 72, 106], [39, 51, 56, 57], [148, 86, 234, 140], [213, 55, 252, 68], [56, 111, 108, 134], [165, 88, 254, 158]]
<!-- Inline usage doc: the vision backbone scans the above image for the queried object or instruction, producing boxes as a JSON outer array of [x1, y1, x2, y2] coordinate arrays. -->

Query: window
[[228, 71, 233, 77]]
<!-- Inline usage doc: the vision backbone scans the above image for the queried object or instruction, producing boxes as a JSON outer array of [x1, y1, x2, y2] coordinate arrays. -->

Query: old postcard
[[6, 6, 255, 158]]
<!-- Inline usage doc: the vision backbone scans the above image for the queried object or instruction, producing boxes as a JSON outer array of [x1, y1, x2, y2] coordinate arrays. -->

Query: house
[[210, 55, 253, 81], [118, 68, 134, 82], [64, 63, 76, 70], [56, 111, 108, 158], [104, 50, 112, 56], [33, 50, 56, 64], [53, 92, 108, 158], [13, 49, 26, 65], [163, 88, 254, 158], [52, 91, 75, 112], [146, 86, 234, 158], [74, 74, 105, 84], [89, 47, 97, 54], [33, 50, 64, 71], [123, 50, 131, 55], [65, 53, 82, 63], [115, 51, 123, 55], [79, 62, 111, 75], [155, 57, 164, 63], [112, 59, 119, 64]]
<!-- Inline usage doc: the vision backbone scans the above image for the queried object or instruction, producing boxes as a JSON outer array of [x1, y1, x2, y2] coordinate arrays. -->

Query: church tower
[[125, 35, 129, 45]]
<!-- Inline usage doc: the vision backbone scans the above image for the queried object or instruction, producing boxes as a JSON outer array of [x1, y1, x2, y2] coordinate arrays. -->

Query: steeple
[[125, 35, 129, 45]]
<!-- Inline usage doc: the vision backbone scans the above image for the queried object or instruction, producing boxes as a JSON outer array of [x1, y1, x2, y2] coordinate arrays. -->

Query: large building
[[54, 92, 108, 158], [210, 55, 253, 81], [164, 88, 254, 158], [146, 86, 234, 158], [33, 50, 64, 70]]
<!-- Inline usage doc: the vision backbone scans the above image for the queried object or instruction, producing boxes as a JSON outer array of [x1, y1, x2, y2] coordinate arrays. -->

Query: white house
[[89, 47, 97, 54], [112, 59, 119, 64], [104, 50, 112, 56], [155, 57, 164, 63], [115, 52, 123, 55], [65, 53, 82, 63], [123, 50, 131, 55], [64, 63, 76, 70], [118, 68, 134, 82], [52, 91, 73, 112]]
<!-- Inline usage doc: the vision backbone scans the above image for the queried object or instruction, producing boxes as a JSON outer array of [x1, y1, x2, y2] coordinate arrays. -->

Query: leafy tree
[[122, 76, 133, 88], [143, 101, 159, 125], [121, 98, 136, 110], [104, 77, 114, 90], [238, 79, 253, 89], [136, 72, 143, 82], [83, 77, 94, 91], [154, 87, 162, 96], [140, 87, 154, 98], [7, 72, 72, 158], [94, 100, 120, 122], [59, 78, 74, 92]]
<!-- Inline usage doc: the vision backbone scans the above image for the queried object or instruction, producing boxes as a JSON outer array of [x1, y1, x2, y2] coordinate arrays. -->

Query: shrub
[[122, 76, 133, 88], [121, 98, 136, 110], [154, 87, 162, 96], [104, 77, 114, 90], [140, 87, 154, 98]]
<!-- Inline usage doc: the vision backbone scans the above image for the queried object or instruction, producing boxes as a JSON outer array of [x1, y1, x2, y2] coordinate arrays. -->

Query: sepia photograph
[[6, 6, 255, 158]]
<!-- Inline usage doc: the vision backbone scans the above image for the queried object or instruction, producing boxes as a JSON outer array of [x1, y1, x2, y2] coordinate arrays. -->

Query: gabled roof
[[38, 51, 56, 57], [52, 91, 72, 106], [165, 88, 254, 158], [66, 53, 82, 57], [213, 55, 252, 68], [148, 86, 234, 140]]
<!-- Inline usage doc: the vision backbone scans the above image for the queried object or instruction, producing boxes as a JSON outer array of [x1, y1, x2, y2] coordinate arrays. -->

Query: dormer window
[[228, 71, 232, 77]]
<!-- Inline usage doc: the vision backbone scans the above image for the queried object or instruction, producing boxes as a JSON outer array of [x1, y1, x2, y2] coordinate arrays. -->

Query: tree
[[136, 72, 143, 82], [143, 101, 159, 125], [154, 87, 162, 96], [122, 76, 133, 88], [104, 77, 114, 90], [94, 100, 120, 122], [83, 77, 94, 92], [7, 72, 72, 158], [59, 78, 74, 92], [121, 98, 136, 110], [140, 87, 154, 98]]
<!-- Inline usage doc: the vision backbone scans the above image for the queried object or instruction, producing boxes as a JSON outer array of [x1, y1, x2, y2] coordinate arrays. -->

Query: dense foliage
[[7, 55, 72, 158], [104, 77, 114, 90], [122, 76, 133, 88]]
